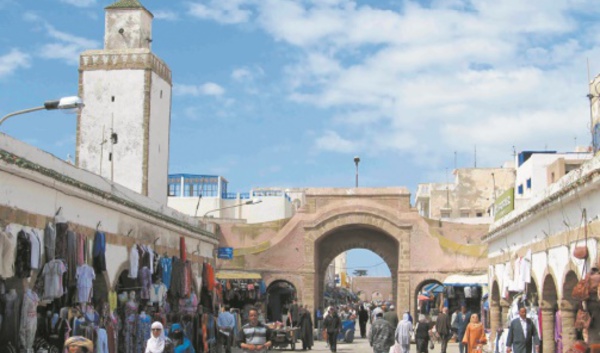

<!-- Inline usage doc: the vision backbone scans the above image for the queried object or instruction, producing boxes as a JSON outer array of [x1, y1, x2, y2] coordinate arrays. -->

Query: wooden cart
[[270, 326, 299, 351]]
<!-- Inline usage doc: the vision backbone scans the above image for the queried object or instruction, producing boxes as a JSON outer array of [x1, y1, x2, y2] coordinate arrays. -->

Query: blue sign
[[217, 247, 233, 259]]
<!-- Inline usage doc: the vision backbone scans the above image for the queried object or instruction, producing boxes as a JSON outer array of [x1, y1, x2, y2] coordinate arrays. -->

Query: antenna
[[474, 145, 477, 168], [587, 58, 597, 154]]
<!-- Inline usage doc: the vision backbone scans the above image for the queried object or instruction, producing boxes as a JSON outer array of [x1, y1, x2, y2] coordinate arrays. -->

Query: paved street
[[230, 334, 464, 353]]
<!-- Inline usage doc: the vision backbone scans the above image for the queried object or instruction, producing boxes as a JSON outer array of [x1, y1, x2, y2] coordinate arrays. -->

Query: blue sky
[[2, 0, 600, 277]]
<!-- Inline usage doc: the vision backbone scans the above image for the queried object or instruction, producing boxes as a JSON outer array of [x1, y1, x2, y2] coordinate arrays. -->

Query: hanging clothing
[[125, 300, 138, 353], [137, 313, 152, 353], [43, 259, 67, 299], [129, 246, 140, 278], [140, 266, 152, 300], [28, 229, 41, 270], [44, 222, 56, 263], [20, 290, 39, 351], [96, 328, 108, 353], [55, 222, 69, 260], [77, 233, 86, 266], [171, 257, 185, 298], [66, 230, 78, 287], [150, 283, 168, 307], [76, 264, 96, 303], [160, 257, 173, 289], [106, 313, 118, 353], [180, 237, 187, 262], [92, 231, 106, 272], [0, 290, 20, 347], [0, 228, 16, 278], [109, 291, 118, 313], [15, 230, 32, 278]]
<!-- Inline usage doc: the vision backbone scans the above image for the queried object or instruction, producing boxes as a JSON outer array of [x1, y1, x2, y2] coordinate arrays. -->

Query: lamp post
[[203, 198, 262, 218], [0, 96, 84, 127], [354, 156, 360, 187]]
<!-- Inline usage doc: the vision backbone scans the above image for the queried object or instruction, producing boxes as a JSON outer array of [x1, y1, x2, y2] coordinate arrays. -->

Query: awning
[[443, 274, 488, 286], [215, 270, 262, 280]]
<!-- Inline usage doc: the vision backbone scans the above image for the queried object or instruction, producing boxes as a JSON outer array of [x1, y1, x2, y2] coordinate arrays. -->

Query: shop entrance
[[267, 280, 296, 323]]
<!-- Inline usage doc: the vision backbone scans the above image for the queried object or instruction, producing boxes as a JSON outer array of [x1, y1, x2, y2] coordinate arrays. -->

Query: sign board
[[217, 247, 233, 259], [494, 187, 514, 221]]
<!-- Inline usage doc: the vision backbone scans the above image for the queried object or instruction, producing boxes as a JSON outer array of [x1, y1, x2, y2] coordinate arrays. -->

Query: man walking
[[323, 307, 341, 353], [358, 304, 369, 338], [217, 305, 236, 353], [383, 305, 399, 328], [455, 305, 471, 353], [369, 312, 395, 353], [506, 307, 540, 353], [436, 307, 452, 353]]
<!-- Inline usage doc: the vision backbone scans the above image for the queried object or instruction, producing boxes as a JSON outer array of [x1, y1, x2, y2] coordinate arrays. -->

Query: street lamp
[[354, 156, 360, 187], [203, 198, 262, 218], [0, 96, 84, 127]]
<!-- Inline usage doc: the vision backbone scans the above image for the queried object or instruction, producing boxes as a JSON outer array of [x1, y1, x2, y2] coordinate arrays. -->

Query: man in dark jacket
[[323, 307, 341, 353], [369, 312, 395, 353], [383, 305, 399, 328], [358, 304, 369, 338], [506, 307, 540, 353], [436, 307, 452, 353]]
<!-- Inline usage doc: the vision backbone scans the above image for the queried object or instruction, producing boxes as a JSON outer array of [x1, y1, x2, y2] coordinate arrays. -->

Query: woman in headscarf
[[462, 313, 487, 353], [169, 323, 196, 353], [414, 314, 431, 353], [146, 321, 174, 353], [64, 336, 94, 353], [394, 313, 414, 353]]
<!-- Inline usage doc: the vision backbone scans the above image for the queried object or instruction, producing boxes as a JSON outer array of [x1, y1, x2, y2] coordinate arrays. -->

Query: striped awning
[[215, 271, 262, 280]]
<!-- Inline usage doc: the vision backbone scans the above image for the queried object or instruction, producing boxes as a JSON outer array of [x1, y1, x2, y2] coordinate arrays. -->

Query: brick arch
[[562, 269, 579, 305], [413, 279, 443, 320], [541, 270, 559, 306], [305, 206, 412, 313]]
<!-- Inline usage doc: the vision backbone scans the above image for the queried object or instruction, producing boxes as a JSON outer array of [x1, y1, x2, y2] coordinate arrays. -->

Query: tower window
[[111, 96, 115, 102], [160, 90, 163, 99]]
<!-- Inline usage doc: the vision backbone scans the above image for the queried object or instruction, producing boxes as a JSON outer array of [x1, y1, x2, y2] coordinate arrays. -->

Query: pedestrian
[[369, 312, 395, 353], [415, 314, 431, 353], [237, 307, 273, 353], [323, 306, 341, 353], [436, 307, 452, 353], [64, 336, 94, 353], [299, 305, 314, 350], [455, 305, 471, 353], [145, 321, 174, 353], [358, 304, 369, 338], [217, 305, 236, 353], [169, 323, 195, 353], [506, 307, 540, 353], [394, 313, 414, 353], [462, 313, 487, 353], [384, 305, 399, 328], [290, 299, 300, 327]]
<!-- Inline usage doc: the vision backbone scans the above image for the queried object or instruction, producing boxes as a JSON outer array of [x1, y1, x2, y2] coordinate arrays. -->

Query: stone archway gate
[[216, 187, 490, 314]]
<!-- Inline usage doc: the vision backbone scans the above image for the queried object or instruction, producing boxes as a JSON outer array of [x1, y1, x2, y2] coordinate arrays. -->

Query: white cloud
[[193, 0, 600, 170], [60, 0, 96, 7], [315, 130, 356, 153], [187, 0, 253, 24], [24, 12, 99, 65], [174, 82, 226, 96], [154, 10, 179, 21], [0, 49, 31, 78]]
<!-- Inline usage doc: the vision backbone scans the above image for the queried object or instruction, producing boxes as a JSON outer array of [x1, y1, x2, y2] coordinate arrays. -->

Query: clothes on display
[[0, 227, 16, 278], [20, 289, 39, 351], [76, 264, 96, 303]]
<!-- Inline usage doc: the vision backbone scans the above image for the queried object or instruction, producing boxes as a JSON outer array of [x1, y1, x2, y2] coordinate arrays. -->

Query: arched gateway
[[216, 188, 489, 315]]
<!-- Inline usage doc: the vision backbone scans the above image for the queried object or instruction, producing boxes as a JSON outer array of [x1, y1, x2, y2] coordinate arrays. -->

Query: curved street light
[[203, 198, 262, 218], [0, 96, 84, 127]]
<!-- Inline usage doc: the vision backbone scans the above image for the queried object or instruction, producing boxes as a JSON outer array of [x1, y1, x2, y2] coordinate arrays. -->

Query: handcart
[[270, 326, 299, 351]]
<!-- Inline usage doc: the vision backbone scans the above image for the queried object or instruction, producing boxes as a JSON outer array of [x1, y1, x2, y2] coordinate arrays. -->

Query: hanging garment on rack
[[124, 301, 138, 353], [92, 231, 106, 273], [15, 230, 32, 278], [171, 257, 185, 298], [43, 259, 67, 299], [160, 257, 173, 289], [55, 222, 68, 260], [76, 264, 96, 303], [184, 261, 193, 297], [106, 313, 118, 353], [19, 290, 39, 351], [129, 245, 140, 279], [28, 229, 41, 270], [0, 227, 16, 278], [136, 313, 152, 352], [150, 283, 168, 307], [96, 327, 108, 353], [76, 233, 86, 266], [66, 230, 78, 287], [44, 222, 56, 263], [0, 290, 20, 346], [140, 266, 152, 300]]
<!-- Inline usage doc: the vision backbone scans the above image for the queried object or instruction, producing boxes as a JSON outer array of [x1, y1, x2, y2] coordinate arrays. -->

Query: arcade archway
[[314, 225, 399, 308], [267, 280, 297, 323]]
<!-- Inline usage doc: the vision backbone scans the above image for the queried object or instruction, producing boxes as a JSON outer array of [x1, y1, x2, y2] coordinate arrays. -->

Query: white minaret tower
[[76, 0, 171, 205]]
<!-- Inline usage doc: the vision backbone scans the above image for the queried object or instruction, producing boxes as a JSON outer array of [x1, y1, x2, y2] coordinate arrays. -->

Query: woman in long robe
[[462, 313, 487, 353], [299, 306, 314, 350], [395, 313, 414, 353]]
